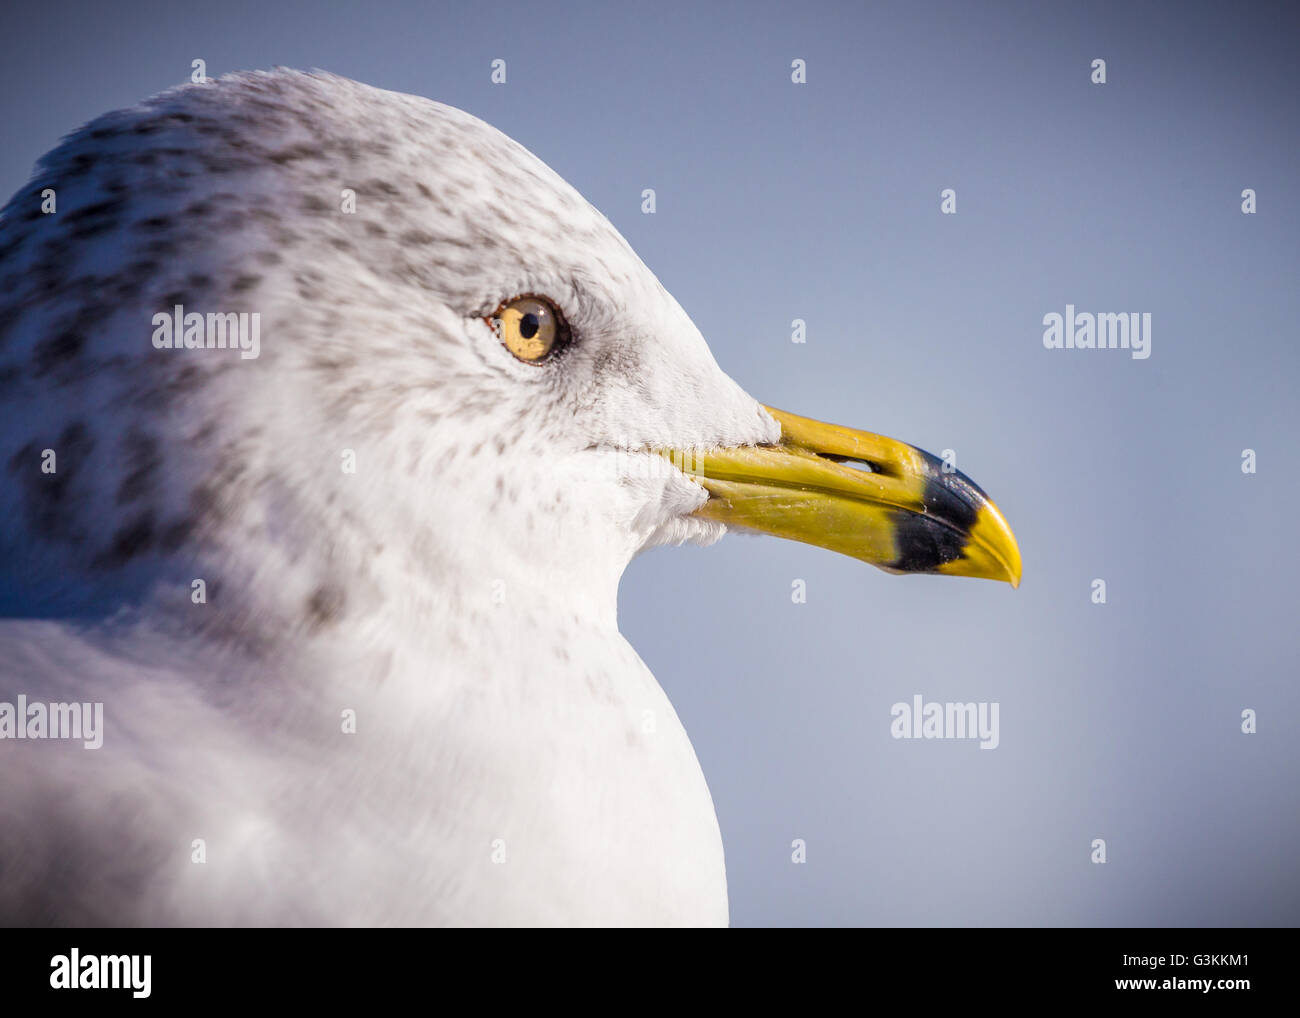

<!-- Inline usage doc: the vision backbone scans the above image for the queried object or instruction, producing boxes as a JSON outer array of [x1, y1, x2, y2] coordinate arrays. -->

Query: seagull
[[0, 70, 1020, 926]]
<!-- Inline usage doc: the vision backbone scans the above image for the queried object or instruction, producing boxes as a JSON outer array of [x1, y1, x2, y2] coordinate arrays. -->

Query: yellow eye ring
[[488, 295, 568, 364]]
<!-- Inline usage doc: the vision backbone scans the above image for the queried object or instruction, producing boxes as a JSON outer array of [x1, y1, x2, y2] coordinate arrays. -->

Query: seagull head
[[0, 70, 1019, 633]]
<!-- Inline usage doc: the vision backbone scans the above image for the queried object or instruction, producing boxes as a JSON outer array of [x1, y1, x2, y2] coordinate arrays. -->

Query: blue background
[[2, 0, 1296, 925]]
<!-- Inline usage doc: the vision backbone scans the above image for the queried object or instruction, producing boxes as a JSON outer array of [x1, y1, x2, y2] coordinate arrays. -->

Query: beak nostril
[[819, 453, 877, 474]]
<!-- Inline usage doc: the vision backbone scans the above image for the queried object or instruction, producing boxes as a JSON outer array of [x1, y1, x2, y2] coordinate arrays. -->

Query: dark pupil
[[519, 313, 540, 340]]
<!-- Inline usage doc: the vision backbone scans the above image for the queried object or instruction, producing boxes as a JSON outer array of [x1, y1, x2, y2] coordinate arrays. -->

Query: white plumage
[[0, 70, 782, 925]]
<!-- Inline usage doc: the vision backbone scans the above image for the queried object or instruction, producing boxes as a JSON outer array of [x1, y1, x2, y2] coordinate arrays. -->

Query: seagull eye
[[489, 296, 567, 364]]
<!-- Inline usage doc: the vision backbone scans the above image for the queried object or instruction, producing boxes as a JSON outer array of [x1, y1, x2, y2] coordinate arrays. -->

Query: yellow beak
[[665, 406, 1021, 587]]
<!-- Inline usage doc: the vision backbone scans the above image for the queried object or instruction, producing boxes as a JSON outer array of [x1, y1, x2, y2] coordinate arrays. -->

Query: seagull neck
[[410, 531, 626, 634]]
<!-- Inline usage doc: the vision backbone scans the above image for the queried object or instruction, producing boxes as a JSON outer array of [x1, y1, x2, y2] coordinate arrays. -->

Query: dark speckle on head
[[95, 512, 155, 568], [6, 423, 93, 542], [116, 429, 161, 505], [62, 197, 124, 224], [589, 344, 641, 391], [32, 330, 86, 377], [305, 585, 347, 628]]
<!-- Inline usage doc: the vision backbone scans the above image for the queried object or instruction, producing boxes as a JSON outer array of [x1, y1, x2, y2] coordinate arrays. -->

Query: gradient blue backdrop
[[2, 0, 1296, 925]]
